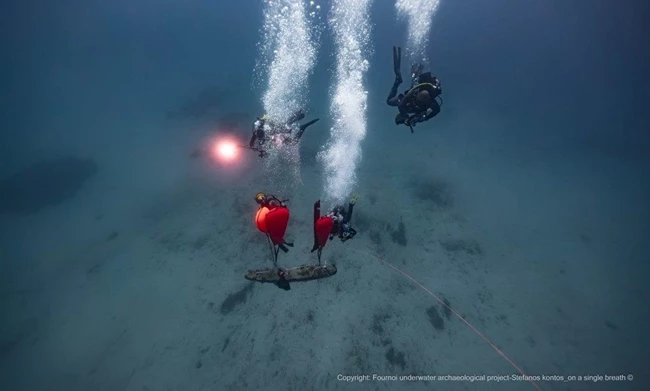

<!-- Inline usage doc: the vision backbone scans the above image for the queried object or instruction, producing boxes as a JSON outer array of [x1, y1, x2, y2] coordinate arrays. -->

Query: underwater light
[[213, 139, 239, 163]]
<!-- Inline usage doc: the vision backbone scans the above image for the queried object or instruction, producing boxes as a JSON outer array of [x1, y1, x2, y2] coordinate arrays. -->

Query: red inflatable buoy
[[256, 205, 290, 245], [255, 207, 269, 233], [266, 206, 290, 245], [314, 216, 334, 248]]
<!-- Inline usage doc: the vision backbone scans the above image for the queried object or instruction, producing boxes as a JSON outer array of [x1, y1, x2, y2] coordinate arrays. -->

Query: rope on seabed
[[351, 248, 541, 391]]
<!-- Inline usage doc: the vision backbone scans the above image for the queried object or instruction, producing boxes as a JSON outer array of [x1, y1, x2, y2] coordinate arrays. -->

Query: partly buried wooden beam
[[245, 264, 337, 283]]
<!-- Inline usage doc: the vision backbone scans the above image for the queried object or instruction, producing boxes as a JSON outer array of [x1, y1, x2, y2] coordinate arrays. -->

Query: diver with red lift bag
[[311, 195, 358, 264]]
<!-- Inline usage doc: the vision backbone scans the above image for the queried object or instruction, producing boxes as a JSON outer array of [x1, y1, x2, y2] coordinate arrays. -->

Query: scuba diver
[[387, 46, 443, 133], [311, 195, 359, 264], [245, 110, 319, 157]]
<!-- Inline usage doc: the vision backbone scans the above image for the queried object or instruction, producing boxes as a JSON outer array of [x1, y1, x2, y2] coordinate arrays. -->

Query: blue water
[[1, 1, 648, 390]]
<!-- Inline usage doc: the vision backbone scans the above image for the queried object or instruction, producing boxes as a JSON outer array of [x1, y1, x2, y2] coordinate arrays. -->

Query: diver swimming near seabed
[[387, 46, 443, 133], [311, 194, 359, 264], [243, 110, 320, 157]]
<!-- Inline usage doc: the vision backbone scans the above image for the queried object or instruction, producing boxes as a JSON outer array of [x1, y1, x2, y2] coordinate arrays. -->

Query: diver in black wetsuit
[[310, 195, 359, 264], [387, 46, 442, 133], [327, 195, 358, 242], [246, 110, 319, 157]]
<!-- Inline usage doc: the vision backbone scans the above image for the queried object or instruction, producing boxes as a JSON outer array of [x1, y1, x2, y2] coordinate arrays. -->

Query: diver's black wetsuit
[[387, 75, 441, 117], [386, 78, 409, 114], [248, 110, 319, 151], [330, 201, 356, 241]]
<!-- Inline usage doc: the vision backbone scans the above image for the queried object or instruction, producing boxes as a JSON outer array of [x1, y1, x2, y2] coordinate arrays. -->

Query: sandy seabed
[[1, 110, 647, 391]]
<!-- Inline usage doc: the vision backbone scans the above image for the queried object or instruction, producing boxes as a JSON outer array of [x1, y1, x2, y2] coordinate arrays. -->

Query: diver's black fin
[[393, 46, 401, 73], [293, 118, 319, 141], [393, 46, 403, 83], [298, 118, 319, 132]]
